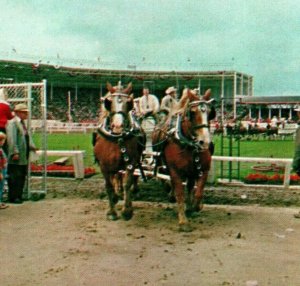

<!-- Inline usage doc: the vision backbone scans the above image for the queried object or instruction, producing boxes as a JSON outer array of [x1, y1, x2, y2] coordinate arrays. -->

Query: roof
[[0, 59, 252, 92], [241, 96, 300, 105]]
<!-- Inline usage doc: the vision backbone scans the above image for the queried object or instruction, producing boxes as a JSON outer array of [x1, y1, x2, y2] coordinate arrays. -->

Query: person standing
[[6, 103, 36, 204], [292, 106, 300, 218], [0, 132, 8, 209], [0, 88, 14, 154]]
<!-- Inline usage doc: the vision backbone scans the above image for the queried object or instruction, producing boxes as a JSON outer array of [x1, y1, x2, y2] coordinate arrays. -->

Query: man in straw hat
[[292, 105, 300, 218], [160, 86, 178, 115], [6, 103, 37, 204]]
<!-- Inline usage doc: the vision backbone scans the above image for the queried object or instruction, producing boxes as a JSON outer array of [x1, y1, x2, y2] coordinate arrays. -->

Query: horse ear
[[104, 97, 112, 111], [123, 82, 132, 94], [179, 88, 189, 107], [203, 89, 211, 101], [106, 82, 116, 93], [175, 88, 189, 114]]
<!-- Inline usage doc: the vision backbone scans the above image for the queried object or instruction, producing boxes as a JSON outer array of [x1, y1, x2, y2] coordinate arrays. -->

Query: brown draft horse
[[152, 88, 215, 232], [94, 82, 145, 221]]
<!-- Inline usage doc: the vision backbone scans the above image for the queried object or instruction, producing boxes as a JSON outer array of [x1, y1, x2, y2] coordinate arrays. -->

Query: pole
[[68, 91, 71, 122]]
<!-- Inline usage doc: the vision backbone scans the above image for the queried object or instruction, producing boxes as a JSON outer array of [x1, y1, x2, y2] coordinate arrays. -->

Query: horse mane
[[174, 88, 199, 115]]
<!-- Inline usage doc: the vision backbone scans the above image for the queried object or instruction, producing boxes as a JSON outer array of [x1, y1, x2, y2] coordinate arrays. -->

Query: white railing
[[210, 156, 295, 189], [31, 120, 98, 133], [35, 150, 85, 179]]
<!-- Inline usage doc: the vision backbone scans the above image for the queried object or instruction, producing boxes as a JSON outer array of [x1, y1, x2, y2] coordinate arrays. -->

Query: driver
[[138, 87, 160, 120]]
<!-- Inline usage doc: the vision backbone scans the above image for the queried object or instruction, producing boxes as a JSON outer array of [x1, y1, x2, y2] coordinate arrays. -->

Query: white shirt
[[139, 94, 160, 116]]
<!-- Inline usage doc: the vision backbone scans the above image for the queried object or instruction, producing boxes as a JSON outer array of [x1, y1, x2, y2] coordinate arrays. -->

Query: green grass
[[33, 133, 96, 166], [213, 135, 295, 180], [32, 132, 296, 180], [213, 136, 294, 158]]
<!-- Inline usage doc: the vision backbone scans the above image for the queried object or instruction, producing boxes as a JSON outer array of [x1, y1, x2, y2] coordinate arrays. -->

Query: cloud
[[0, 0, 299, 95]]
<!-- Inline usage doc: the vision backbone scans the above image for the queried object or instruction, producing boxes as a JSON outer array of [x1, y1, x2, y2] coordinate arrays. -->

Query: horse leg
[[132, 174, 140, 194], [169, 170, 192, 232], [121, 171, 134, 220], [114, 172, 124, 198], [185, 178, 196, 217], [192, 172, 209, 212], [105, 174, 119, 221]]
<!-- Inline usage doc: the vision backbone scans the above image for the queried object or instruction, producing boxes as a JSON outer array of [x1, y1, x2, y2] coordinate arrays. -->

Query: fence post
[[283, 162, 291, 189], [208, 160, 215, 184]]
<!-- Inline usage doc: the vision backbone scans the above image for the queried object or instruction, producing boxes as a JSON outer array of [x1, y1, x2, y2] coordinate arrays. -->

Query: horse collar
[[173, 114, 205, 151]]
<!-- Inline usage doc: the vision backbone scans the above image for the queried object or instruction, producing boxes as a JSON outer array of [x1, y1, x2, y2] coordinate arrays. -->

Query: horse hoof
[[106, 212, 119, 221], [185, 209, 193, 218], [178, 223, 193, 233], [199, 203, 204, 211], [168, 194, 176, 203], [192, 203, 204, 213], [132, 187, 139, 194], [112, 195, 119, 204], [121, 209, 133, 221]]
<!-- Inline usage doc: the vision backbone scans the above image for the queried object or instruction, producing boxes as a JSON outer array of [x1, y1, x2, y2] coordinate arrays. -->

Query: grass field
[[32, 132, 296, 180]]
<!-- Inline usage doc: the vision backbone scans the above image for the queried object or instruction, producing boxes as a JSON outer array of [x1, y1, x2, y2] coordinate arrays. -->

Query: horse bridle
[[188, 99, 212, 131]]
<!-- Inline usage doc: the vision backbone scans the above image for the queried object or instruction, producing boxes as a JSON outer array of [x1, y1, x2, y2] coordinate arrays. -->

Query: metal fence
[[0, 80, 47, 198]]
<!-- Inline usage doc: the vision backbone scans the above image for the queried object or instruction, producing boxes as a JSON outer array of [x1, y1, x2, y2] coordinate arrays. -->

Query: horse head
[[104, 82, 133, 134], [177, 88, 215, 150]]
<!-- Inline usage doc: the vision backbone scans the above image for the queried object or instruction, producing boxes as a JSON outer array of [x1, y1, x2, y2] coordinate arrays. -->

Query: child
[[0, 132, 8, 209]]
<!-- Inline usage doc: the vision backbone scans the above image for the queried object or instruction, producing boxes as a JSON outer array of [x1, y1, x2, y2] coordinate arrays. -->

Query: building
[[0, 59, 253, 122], [240, 96, 300, 121]]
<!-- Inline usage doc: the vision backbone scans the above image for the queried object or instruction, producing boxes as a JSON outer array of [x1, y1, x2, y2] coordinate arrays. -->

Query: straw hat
[[165, 86, 177, 94], [14, 103, 29, 112]]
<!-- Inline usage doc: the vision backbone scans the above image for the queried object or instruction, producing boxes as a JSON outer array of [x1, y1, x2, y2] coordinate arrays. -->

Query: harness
[[173, 114, 210, 176], [97, 111, 142, 141], [155, 99, 212, 178], [97, 111, 147, 181]]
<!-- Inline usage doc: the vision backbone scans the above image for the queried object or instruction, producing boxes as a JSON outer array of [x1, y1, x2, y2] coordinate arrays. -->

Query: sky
[[0, 0, 299, 96]]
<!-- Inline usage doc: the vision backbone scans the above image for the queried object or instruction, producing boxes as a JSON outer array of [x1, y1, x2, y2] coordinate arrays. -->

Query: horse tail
[[92, 131, 98, 146], [92, 131, 99, 164]]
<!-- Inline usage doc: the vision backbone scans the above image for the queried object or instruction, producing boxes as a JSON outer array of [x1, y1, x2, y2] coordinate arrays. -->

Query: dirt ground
[[1, 178, 300, 286]]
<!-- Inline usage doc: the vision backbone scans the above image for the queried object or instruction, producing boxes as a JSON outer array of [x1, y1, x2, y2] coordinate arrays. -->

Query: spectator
[[292, 106, 300, 218], [0, 88, 14, 154], [0, 132, 8, 209], [160, 86, 178, 114], [6, 103, 37, 204]]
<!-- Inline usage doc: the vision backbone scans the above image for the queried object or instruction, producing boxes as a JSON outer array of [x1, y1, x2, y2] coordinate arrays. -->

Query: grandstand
[[0, 59, 253, 121]]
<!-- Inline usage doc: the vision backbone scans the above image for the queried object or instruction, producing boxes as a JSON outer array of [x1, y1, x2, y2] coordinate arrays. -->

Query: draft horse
[[152, 88, 215, 232], [94, 82, 145, 221]]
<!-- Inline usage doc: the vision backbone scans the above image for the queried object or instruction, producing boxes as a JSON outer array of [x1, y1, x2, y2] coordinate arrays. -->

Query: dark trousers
[[7, 164, 27, 202]]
